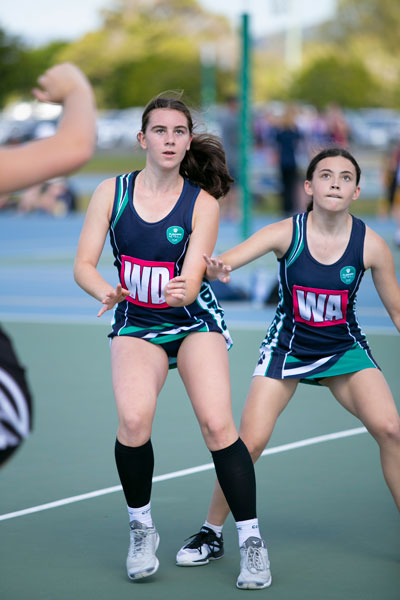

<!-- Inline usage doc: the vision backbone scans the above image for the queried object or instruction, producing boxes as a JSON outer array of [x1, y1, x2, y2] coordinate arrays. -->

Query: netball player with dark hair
[[74, 94, 270, 589], [176, 147, 400, 568], [0, 63, 96, 468]]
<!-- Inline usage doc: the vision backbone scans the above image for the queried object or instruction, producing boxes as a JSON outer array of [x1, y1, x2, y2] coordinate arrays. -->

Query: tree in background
[[0, 29, 35, 109], [319, 0, 400, 108], [252, 0, 400, 109], [330, 0, 400, 54], [289, 54, 381, 110], [55, 0, 236, 108], [0, 27, 69, 109], [1, 0, 400, 111]]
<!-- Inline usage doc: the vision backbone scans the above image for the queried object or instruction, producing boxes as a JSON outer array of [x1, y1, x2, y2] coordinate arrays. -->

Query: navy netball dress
[[108, 171, 231, 368], [254, 212, 379, 382]]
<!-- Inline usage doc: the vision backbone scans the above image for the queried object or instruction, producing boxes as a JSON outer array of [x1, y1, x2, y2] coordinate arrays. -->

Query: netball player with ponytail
[[176, 147, 400, 572], [74, 94, 270, 589]]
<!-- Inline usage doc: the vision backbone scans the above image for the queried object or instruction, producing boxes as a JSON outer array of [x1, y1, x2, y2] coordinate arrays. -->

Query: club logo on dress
[[166, 226, 184, 244], [340, 266, 356, 284]]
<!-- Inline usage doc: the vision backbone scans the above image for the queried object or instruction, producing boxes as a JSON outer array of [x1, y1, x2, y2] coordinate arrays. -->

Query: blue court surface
[[0, 211, 399, 600]]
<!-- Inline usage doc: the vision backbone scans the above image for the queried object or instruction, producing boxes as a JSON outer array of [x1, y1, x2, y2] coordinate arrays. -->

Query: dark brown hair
[[306, 147, 361, 211], [140, 95, 233, 199]]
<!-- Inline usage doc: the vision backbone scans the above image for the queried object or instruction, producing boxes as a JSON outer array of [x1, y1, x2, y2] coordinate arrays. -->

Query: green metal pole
[[239, 13, 251, 240], [200, 44, 216, 115]]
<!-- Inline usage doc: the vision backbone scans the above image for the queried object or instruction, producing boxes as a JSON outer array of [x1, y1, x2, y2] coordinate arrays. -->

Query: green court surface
[[0, 323, 399, 600]]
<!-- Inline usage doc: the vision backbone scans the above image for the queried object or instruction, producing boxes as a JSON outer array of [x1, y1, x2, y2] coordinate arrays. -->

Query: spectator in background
[[382, 138, 400, 247], [325, 103, 350, 148], [273, 104, 303, 216], [18, 177, 77, 216], [219, 96, 240, 220], [42, 178, 77, 214]]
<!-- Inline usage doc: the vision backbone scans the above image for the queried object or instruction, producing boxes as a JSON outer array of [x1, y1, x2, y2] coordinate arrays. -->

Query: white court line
[[0, 426, 367, 522]]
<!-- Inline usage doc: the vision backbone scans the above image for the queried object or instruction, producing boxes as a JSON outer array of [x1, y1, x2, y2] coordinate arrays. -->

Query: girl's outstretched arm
[[204, 217, 293, 279], [364, 227, 400, 332]]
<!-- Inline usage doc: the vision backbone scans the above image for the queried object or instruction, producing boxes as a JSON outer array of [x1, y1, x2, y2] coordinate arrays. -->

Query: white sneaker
[[236, 537, 272, 590], [176, 526, 224, 566], [126, 520, 160, 581]]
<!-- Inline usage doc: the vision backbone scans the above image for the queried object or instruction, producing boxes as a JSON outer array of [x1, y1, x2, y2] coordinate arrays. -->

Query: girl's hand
[[203, 254, 232, 283], [97, 283, 130, 317], [164, 276, 187, 306], [32, 62, 92, 104]]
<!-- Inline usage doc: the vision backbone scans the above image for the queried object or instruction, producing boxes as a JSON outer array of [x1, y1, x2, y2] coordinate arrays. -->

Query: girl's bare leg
[[326, 368, 400, 511]]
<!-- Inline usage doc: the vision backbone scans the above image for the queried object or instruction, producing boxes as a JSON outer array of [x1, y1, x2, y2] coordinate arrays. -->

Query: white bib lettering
[[293, 285, 348, 327], [121, 255, 175, 308]]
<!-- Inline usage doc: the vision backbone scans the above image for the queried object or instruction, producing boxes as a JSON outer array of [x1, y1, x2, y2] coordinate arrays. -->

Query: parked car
[[346, 109, 400, 148]]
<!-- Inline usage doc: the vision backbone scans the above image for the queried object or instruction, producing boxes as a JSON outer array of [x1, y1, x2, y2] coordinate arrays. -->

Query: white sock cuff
[[236, 517, 258, 529], [204, 520, 223, 537], [127, 502, 152, 526], [235, 518, 261, 546]]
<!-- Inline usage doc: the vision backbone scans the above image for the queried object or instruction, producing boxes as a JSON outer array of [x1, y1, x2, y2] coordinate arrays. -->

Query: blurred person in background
[[273, 104, 303, 217], [325, 103, 350, 148], [381, 138, 400, 247], [18, 177, 77, 216], [0, 62, 97, 468]]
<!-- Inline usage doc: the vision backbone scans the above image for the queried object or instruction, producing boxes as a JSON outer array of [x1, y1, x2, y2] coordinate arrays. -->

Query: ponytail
[[181, 133, 234, 199]]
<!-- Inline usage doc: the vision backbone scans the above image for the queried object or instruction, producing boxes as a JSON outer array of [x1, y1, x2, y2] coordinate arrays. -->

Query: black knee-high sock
[[114, 438, 154, 508], [211, 437, 256, 522]]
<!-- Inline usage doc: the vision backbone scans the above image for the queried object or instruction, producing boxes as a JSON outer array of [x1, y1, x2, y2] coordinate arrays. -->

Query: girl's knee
[[201, 418, 237, 450], [248, 443, 265, 463], [118, 413, 151, 445], [372, 418, 400, 446], [384, 419, 400, 443], [241, 432, 269, 463]]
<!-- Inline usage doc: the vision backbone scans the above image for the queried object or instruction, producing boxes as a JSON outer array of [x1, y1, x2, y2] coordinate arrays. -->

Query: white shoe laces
[[129, 527, 154, 558], [245, 546, 267, 574]]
